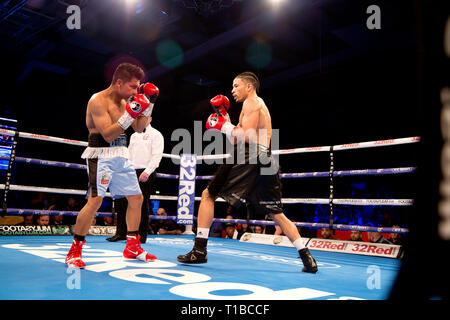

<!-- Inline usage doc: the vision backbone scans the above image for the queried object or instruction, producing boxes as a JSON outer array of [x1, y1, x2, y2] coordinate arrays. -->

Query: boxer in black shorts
[[177, 72, 318, 273]]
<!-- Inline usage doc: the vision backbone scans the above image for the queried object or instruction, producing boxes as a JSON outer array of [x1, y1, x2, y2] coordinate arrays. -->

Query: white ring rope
[[0, 184, 413, 206], [0, 154, 417, 179], [3, 209, 410, 234], [0, 128, 420, 158]]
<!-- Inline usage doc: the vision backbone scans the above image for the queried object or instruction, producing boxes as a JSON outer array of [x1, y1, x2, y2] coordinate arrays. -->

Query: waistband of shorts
[[88, 133, 127, 147], [81, 146, 129, 159], [235, 143, 271, 155]]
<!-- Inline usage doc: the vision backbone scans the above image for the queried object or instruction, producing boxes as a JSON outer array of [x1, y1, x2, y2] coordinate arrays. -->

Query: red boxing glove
[[139, 82, 159, 103], [138, 82, 159, 117], [205, 113, 235, 136], [210, 94, 230, 116], [118, 94, 150, 130]]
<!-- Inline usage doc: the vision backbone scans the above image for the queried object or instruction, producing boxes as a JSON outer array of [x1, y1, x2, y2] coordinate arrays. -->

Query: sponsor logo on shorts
[[100, 173, 110, 185]]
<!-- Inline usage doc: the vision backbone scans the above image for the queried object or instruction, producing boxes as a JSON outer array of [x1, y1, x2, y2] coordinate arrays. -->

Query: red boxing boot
[[123, 234, 157, 262], [65, 239, 86, 269]]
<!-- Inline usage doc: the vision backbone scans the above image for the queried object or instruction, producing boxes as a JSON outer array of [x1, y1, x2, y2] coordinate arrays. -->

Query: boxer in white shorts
[[65, 62, 160, 268], [85, 133, 141, 199]]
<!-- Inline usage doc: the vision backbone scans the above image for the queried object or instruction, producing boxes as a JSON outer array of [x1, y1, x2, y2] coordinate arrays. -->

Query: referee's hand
[[139, 172, 149, 182]]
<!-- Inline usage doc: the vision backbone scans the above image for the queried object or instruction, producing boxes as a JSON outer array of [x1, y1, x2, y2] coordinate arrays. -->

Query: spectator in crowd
[[390, 225, 406, 246], [36, 214, 50, 226], [223, 223, 240, 239], [155, 208, 184, 235], [46, 195, 59, 211], [51, 214, 64, 226], [149, 208, 160, 236], [209, 219, 223, 238], [225, 205, 234, 217], [221, 214, 240, 238], [104, 215, 115, 226], [96, 216, 105, 226], [23, 214, 34, 226], [313, 204, 329, 224], [206, 205, 232, 238], [224, 214, 234, 222], [320, 227, 334, 239], [253, 225, 264, 234], [263, 214, 276, 235], [368, 231, 393, 244], [19, 214, 34, 226], [240, 223, 250, 234], [64, 197, 80, 225], [108, 117, 164, 243], [349, 230, 363, 241], [30, 192, 48, 209], [380, 211, 393, 228], [66, 197, 80, 211]]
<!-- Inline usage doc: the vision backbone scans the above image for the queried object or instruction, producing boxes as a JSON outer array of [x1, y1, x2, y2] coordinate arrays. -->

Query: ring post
[[176, 154, 196, 235], [1, 131, 19, 218], [329, 146, 335, 233]]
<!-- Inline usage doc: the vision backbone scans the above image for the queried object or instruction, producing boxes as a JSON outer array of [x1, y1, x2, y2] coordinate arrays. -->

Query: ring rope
[[0, 155, 417, 179], [329, 146, 335, 230], [0, 184, 413, 206], [3, 208, 409, 234], [1, 130, 19, 217], [0, 128, 420, 156]]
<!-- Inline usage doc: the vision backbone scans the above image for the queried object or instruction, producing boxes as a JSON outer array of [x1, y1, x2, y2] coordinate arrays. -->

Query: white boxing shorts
[[86, 156, 141, 198], [82, 133, 141, 198]]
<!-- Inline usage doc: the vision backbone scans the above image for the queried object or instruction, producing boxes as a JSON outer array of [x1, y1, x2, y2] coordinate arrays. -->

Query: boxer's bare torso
[[85, 84, 146, 143], [86, 89, 126, 134], [237, 95, 272, 148]]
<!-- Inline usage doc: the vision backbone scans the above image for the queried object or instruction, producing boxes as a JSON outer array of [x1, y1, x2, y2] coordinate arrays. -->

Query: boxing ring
[[0, 127, 417, 300]]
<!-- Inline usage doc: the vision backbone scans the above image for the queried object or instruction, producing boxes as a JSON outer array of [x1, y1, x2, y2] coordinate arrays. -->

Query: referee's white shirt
[[128, 124, 164, 175]]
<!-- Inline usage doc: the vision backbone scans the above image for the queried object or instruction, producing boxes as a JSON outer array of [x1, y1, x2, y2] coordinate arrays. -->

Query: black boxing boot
[[107, 198, 127, 242], [139, 233, 147, 244], [177, 237, 208, 264], [299, 248, 318, 273], [106, 234, 127, 242]]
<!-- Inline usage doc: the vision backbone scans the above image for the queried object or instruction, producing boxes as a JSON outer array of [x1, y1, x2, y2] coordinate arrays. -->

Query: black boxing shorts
[[207, 143, 283, 217]]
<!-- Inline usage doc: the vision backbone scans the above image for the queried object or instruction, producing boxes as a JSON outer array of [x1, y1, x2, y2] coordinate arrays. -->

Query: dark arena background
[[0, 0, 449, 310]]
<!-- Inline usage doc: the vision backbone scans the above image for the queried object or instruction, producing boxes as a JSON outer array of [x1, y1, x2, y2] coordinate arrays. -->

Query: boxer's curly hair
[[236, 71, 260, 93], [112, 63, 145, 84]]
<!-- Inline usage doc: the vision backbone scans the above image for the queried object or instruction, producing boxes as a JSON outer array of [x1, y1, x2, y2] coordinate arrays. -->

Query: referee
[[107, 117, 164, 243]]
